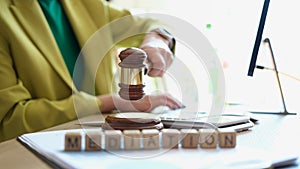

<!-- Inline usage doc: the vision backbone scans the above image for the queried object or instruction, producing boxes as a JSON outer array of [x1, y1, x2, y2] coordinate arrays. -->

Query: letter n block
[[199, 129, 218, 149], [65, 132, 82, 151], [123, 130, 141, 150], [142, 129, 159, 149], [85, 132, 102, 151], [162, 129, 180, 149], [181, 129, 199, 148], [104, 130, 122, 150], [219, 129, 237, 148]]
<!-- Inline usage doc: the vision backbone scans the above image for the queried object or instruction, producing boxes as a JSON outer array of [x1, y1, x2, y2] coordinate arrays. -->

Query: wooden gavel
[[118, 48, 147, 100]]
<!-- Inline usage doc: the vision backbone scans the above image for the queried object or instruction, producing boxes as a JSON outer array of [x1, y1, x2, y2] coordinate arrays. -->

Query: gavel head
[[118, 47, 147, 100]]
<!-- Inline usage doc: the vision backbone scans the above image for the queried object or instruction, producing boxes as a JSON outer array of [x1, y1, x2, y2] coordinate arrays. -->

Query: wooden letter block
[[104, 130, 122, 150], [199, 129, 218, 149], [162, 129, 180, 149], [142, 129, 159, 149], [85, 132, 101, 151], [65, 132, 82, 151], [219, 129, 237, 148], [181, 129, 199, 148], [123, 130, 141, 150]]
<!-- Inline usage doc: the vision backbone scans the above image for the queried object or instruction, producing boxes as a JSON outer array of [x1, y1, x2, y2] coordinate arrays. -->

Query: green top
[[38, 0, 80, 77]]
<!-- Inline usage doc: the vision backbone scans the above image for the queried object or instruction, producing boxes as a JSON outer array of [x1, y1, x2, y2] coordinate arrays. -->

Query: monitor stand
[[251, 38, 296, 115], [250, 111, 296, 115]]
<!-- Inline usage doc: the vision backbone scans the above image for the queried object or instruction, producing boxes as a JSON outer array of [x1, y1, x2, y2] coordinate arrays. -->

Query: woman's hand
[[140, 31, 174, 77], [98, 94, 183, 113]]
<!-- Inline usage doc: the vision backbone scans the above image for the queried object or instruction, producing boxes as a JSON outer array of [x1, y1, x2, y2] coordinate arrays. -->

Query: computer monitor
[[247, 0, 270, 76], [246, 0, 296, 115]]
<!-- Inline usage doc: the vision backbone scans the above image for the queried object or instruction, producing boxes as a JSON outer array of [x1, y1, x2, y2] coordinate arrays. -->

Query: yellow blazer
[[0, 0, 162, 141]]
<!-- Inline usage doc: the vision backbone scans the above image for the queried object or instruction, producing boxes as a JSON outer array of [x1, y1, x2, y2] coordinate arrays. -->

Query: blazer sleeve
[[0, 33, 100, 141]]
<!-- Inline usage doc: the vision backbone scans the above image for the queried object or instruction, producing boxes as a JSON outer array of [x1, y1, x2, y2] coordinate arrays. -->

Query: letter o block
[[199, 129, 218, 149]]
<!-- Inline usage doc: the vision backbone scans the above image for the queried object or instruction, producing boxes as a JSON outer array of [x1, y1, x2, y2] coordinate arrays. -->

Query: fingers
[[163, 48, 173, 69], [147, 60, 164, 77], [157, 94, 184, 110], [147, 94, 184, 111], [141, 46, 174, 77], [113, 93, 184, 113]]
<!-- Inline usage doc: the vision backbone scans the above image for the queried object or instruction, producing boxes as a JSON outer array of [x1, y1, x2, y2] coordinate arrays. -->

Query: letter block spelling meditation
[[64, 129, 237, 151], [199, 129, 218, 149], [65, 132, 82, 151], [105, 130, 122, 150], [142, 129, 159, 149], [85, 132, 101, 151], [218, 129, 237, 148], [180, 129, 199, 149], [123, 130, 141, 150], [162, 129, 180, 149]]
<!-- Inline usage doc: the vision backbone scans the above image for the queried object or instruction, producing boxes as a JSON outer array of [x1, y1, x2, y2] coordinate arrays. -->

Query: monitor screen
[[247, 0, 270, 76]]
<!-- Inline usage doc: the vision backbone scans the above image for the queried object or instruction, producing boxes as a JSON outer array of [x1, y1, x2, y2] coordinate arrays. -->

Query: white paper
[[18, 129, 298, 169]]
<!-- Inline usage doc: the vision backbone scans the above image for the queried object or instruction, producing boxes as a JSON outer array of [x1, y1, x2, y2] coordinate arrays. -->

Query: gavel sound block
[[64, 128, 236, 151], [118, 47, 147, 100], [102, 113, 164, 130]]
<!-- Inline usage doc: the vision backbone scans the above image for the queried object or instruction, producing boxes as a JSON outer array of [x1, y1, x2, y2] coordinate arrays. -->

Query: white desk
[[0, 113, 299, 168]]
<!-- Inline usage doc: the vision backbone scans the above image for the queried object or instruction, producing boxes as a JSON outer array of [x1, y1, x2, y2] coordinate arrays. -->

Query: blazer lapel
[[60, 0, 98, 47], [10, 0, 73, 89], [60, 0, 104, 93]]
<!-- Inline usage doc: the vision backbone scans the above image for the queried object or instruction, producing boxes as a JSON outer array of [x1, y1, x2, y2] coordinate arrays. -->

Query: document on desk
[[17, 129, 298, 169]]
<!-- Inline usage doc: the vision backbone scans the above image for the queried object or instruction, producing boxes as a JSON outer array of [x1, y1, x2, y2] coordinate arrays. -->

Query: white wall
[[111, 0, 300, 113]]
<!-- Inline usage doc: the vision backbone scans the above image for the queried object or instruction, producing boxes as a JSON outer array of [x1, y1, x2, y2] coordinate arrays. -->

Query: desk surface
[[0, 114, 299, 169]]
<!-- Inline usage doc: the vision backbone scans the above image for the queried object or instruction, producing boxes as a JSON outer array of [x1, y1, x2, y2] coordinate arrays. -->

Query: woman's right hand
[[98, 93, 184, 113]]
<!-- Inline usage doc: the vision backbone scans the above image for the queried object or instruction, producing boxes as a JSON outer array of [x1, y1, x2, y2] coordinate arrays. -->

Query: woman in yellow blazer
[[0, 0, 182, 141]]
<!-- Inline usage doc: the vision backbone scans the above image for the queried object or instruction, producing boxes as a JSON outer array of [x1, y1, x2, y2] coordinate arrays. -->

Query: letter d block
[[123, 130, 141, 150], [142, 129, 159, 149], [162, 129, 180, 149], [199, 129, 218, 149], [181, 129, 199, 148], [85, 132, 102, 151], [219, 129, 237, 148], [104, 130, 122, 150], [65, 132, 82, 151]]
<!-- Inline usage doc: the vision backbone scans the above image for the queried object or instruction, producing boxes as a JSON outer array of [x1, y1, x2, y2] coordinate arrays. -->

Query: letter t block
[[162, 129, 180, 149]]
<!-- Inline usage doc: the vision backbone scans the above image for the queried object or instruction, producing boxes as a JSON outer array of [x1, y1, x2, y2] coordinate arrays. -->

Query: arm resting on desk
[[0, 80, 100, 142]]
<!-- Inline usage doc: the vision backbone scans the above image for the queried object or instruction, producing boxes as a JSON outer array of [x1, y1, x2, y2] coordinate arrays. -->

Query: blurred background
[[110, 0, 300, 113]]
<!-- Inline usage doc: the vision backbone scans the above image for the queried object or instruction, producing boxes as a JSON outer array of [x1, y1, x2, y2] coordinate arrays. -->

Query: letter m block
[[65, 132, 82, 151]]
